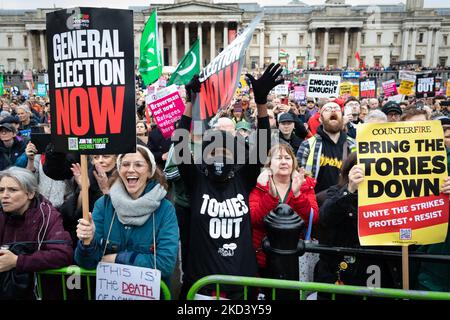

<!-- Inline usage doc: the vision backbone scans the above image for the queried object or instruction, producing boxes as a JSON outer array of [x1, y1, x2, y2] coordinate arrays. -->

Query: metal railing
[[186, 275, 450, 300], [36, 266, 172, 300]]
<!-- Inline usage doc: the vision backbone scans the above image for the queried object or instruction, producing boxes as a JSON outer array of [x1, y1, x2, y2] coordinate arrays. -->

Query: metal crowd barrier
[[186, 275, 450, 300], [36, 266, 172, 300]]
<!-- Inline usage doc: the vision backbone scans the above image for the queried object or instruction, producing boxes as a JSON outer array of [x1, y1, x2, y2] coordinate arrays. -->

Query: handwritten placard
[[96, 262, 161, 300]]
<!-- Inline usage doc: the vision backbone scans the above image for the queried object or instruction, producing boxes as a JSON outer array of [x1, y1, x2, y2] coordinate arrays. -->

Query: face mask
[[205, 156, 235, 181]]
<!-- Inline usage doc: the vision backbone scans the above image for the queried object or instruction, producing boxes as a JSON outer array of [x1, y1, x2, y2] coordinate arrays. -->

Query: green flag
[[139, 10, 162, 86], [0, 74, 3, 96], [167, 39, 200, 86]]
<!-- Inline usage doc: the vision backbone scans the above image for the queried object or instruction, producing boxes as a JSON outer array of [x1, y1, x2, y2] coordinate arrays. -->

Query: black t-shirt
[[314, 126, 348, 194]]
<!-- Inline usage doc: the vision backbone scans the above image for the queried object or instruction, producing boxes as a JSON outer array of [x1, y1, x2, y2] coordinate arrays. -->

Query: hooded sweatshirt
[[314, 126, 349, 193]]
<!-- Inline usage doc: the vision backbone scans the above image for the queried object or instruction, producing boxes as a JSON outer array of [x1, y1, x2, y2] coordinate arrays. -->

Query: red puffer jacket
[[249, 175, 319, 269]]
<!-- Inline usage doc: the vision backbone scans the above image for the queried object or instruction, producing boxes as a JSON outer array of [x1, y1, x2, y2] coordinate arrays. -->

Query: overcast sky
[[0, 0, 449, 10]]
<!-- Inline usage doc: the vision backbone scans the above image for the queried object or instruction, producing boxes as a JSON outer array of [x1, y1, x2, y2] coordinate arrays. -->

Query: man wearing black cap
[[278, 112, 302, 154], [381, 101, 402, 122], [0, 123, 26, 170]]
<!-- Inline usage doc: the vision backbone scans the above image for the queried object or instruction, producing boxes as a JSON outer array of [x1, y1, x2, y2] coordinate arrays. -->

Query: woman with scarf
[[74, 145, 179, 284]]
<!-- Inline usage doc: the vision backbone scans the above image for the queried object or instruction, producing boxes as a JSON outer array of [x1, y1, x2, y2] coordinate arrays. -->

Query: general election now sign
[[357, 121, 449, 246], [46, 8, 136, 154]]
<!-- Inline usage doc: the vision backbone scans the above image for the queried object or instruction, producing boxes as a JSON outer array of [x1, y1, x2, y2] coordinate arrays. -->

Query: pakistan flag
[[167, 39, 200, 86], [139, 10, 162, 86]]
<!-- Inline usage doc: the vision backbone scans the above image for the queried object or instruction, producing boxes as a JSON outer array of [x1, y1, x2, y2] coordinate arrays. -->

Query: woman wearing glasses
[[74, 145, 179, 284]]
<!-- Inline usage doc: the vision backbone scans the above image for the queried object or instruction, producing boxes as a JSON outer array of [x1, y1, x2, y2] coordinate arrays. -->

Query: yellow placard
[[398, 80, 415, 95], [351, 84, 359, 98], [340, 82, 352, 96], [357, 121, 449, 246], [446, 80, 450, 97]]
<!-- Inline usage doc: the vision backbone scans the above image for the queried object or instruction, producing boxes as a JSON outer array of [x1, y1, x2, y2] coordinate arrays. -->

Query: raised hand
[[185, 74, 201, 103], [292, 167, 306, 197], [246, 63, 284, 105]]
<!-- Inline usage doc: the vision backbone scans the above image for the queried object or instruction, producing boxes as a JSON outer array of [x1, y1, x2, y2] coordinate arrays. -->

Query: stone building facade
[[0, 0, 449, 72]]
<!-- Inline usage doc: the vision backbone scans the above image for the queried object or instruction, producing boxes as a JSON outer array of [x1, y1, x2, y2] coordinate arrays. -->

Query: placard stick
[[402, 245, 409, 290], [80, 154, 90, 221]]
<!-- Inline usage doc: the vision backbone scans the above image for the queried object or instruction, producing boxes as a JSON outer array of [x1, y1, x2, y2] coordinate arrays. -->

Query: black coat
[[0, 138, 26, 170], [147, 127, 171, 167], [42, 144, 80, 181], [314, 185, 402, 290]]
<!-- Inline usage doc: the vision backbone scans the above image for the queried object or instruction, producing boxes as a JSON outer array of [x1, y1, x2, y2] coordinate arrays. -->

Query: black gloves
[[185, 75, 201, 103], [246, 63, 284, 105]]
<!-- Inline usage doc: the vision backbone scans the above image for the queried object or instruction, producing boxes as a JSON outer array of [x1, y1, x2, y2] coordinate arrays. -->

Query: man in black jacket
[[278, 112, 303, 154], [174, 63, 282, 299]]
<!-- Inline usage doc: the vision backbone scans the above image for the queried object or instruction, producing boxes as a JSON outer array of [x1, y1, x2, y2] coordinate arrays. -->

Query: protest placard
[[37, 83, 47, 97], [294, 85, 306, 102], [146, 84, 185, 139], [46, 8, 136, 154], [339, 81, 352, 98], [382, 79, 398, 97], [357, 121, 449, 246], [351, 83, 359, 98], [306, 74, 341, 98], [359, 78, 377, 98], [23, 70, 33, 81], [447, 80, 450, 97], [96, 262, 161, 300], [398, 70, 416, 96], [415, 74, 435, 98], [274, 83, 289, 95], [192, 14, 262, 127], [342, 71, 361, 79]]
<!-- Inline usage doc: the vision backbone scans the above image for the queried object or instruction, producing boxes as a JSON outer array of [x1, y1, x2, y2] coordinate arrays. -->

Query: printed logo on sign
[[68, 137, 79, 151], [400, 228, 412, 240], [218, 243, 237, 257], [72, 14, 90, 28]]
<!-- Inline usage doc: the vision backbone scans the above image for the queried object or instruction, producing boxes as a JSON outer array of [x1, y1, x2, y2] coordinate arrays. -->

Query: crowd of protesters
[[1, 62, 450, 300]]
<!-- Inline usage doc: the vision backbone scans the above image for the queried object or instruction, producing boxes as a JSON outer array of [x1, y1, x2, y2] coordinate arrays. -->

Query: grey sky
[[0, 0, 449, 10]]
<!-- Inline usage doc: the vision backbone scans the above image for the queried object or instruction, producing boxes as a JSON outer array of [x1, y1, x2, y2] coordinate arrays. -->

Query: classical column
[[432, 27, 441, 67], [171, 22, 177, 66], [410, 28, 417, 60], [356, 29, 362, 68], [27, 31, 34, 70], [159, 23, 164, 66], [223, 22, 228, 47], [310, 29, 316, 62], [198, 22, 203, 68], [184, 22, 190, 54], [210, 22, 216, 61], [401, 28, 410, 61], [342, 28, 349, 68], [425, 27, 433, 67], [259, 28, 265, 69], [322, 28, 329, 67], [40, 31, 47, 70]]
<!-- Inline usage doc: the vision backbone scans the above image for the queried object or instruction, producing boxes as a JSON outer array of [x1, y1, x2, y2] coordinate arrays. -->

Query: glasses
[[321, 105, 341, 113], [121, 161, 147, 170], [346, 102, 360, 107], [0, 130, 13, 135]]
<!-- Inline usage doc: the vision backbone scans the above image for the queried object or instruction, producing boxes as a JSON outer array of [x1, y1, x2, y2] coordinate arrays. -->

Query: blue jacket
[[74, 180, 179, 283]]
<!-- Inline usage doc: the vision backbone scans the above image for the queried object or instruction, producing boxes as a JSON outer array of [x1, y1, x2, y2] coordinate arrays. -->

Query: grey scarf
[[109, 180, 167, 226]]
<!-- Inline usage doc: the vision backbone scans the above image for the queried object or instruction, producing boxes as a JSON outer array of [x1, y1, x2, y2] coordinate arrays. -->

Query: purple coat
[[0, 196, 73, 273]]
